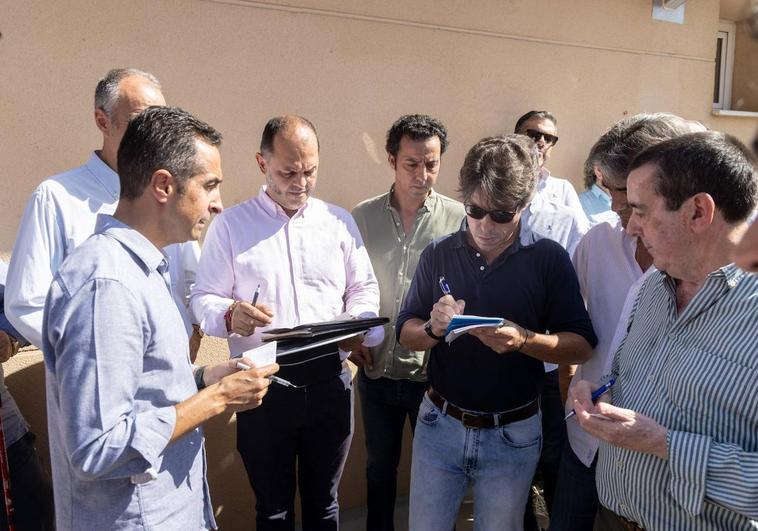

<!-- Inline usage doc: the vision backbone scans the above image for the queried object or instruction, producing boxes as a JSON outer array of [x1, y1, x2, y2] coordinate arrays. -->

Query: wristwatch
[[424, 320, 445, 341]]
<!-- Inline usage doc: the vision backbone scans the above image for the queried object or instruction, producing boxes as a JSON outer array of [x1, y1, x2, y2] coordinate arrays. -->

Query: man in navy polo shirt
[[397, 134, 596, 530]]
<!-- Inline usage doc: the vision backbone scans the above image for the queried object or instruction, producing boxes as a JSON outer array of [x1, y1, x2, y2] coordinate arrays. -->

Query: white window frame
[[713, 20, 736, 110]]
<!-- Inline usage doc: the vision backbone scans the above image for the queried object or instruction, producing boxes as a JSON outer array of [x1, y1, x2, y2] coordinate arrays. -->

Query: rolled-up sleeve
[[47, 278, 175, 481]]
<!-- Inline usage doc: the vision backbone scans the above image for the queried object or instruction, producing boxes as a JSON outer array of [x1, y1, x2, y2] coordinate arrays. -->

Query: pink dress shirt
[[191, 187, 381, 358]]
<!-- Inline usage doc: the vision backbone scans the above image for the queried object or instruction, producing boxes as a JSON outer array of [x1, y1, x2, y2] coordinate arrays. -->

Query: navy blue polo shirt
[[397, 223, 596, 412]]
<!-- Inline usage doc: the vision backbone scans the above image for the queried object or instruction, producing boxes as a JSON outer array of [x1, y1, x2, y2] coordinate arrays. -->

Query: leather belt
[[427, 388, 538, 429], [611, 511, 645, 531]]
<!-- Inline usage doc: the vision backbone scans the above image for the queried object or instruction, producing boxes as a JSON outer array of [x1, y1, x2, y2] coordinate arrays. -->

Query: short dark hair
[[514, 110, 557, 133], [590, 113, 706, 189], [629, 131, 757, 223], [458, 134, 539, 211], [385, 114, 448, 157], [259, 115, 319, 155], [118, 106, 222, 200]]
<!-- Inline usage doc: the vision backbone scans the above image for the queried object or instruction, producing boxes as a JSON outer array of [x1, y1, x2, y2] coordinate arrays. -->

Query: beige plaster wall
[[1, 1, 756, 529], [731, 20, 758, 111]]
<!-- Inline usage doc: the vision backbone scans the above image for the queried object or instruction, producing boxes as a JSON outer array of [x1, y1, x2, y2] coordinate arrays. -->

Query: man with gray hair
[[5, 68, 202, 354], [572, 131, 758, 529], [551, 113, 705, 530], [397, 134, 595, 530]]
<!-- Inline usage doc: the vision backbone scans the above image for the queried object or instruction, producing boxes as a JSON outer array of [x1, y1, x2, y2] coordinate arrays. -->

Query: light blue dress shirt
[[43, 215, 215, 530], [578, 184, 618, 227]]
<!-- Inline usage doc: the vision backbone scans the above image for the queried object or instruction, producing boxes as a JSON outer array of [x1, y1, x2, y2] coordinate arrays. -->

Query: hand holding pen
[[428, 276, 465, 338], [565, 377, 616, 420], [229, 284, 274, 337], [236, 361, 299, 388]]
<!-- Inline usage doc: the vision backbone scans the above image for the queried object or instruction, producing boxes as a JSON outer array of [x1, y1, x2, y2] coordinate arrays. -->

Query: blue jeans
[[358, 372, 427, 531], [548, 442, 598, 531], [409, 393, 542, 531]]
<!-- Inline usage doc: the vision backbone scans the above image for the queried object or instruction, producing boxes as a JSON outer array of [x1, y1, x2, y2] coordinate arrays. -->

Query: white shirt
[[521, 173, 590, 372], [565, 221, 651, 466], [4, 152, 198, 348], [536, 168, 590, 230], [190, 187, 381, 359]]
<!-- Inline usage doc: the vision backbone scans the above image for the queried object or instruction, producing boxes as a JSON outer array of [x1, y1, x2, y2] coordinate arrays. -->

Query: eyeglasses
[[524, 129, 559, 146], [465, 204, 517, 224]]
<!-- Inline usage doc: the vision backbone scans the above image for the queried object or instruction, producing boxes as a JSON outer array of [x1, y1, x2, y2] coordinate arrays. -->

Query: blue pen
[[565, 377, 616, 420], [438, 276, 452, 297], [252, 284, 261, 306]]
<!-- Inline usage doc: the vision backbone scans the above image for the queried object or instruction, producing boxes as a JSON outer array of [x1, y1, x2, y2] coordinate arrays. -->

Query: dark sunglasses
[[525, 129, 559, 146], [465, 204, 517, 224]]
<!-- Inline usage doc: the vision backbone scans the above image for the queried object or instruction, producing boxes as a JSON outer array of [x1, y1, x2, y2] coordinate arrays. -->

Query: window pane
[[714, 37, 723, 104]]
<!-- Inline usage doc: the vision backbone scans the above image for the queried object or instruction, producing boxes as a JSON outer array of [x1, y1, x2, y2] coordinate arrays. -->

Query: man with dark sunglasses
[[397, 134, 595, 531], [514, 111, 587, 225]]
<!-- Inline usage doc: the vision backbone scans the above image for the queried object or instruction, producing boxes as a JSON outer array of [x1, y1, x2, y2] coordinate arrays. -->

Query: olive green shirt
[[352, 187, 465, 381]]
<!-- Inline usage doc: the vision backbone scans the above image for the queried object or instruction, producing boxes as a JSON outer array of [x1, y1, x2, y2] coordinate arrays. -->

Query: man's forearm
[[171, 385, 226, 442], [398, 318, 440, 352], [521, 331, 592, 364]]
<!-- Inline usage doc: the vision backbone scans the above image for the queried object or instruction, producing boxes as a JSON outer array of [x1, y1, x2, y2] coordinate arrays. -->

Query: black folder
[[262, 317, 389, 349]]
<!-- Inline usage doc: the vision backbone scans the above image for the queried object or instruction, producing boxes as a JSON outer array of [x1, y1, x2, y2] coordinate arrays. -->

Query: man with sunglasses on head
[[397, 134, 595, 531]]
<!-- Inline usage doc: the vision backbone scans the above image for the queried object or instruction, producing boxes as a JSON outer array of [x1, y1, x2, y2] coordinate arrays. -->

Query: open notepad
[[444, 315, 504, 344]]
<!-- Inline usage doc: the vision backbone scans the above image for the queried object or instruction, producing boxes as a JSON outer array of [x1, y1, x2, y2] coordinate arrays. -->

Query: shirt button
[[616, 460, 623, 469], [476, 252, 481, 257], [479, 265, 485, 271], [395, 298, 400, 303]]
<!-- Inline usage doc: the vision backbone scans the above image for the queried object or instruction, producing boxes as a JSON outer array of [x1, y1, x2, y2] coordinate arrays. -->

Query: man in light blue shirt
[[43, 106, 278, 530]]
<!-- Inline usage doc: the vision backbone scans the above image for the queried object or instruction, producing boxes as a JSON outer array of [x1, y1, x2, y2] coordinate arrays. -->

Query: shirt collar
[[453, 218, 524, 255], [590, 184, 611, 204], [384, 185, 435, 214], [86, 152, 120, 202], [95, 214, 167, 274], [257, 185, 313, 220], [661, 262, 746, 296]]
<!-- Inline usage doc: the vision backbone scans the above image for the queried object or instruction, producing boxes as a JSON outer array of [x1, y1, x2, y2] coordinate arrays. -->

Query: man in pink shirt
[[191, 115, 380, 530]]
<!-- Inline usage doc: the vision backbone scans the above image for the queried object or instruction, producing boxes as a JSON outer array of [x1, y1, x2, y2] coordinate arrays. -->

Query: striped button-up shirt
[[597, 264, 758, 530]]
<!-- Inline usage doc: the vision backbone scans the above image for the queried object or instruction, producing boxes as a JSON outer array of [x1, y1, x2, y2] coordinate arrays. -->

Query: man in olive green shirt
[[352, 114, 464, 531]]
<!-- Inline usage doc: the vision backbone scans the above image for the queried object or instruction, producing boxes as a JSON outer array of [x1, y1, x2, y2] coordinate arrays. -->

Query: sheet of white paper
[[234, 341, 278, 366]]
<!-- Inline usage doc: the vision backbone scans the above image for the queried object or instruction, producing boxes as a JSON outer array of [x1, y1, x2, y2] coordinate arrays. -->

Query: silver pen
[[235, 361, 297, 388]]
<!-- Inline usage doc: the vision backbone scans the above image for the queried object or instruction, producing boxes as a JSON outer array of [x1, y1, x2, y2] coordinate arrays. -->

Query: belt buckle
[[460, 412, 480, 429]]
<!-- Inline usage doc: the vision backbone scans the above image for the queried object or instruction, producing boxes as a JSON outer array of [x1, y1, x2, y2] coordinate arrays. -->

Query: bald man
[[191, 115, 381, 530]]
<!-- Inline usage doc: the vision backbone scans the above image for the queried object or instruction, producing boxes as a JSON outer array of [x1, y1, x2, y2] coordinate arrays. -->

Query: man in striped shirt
[[571, 131, 758, 530]]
